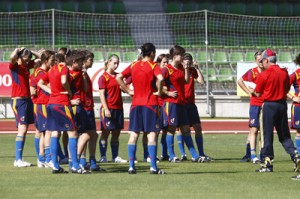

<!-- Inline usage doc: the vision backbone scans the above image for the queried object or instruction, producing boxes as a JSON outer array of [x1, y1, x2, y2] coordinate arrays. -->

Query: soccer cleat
[[251, 157, 261, 164], [293, 156, 300, 172], [150, 167, 165, 175], [169, 157, 181, 163], [90, 165, 106, 172], [37, 160, 45, 168], [99, 156, 107, 163], [52, 167, 68, 174], [145, 157, 160, 163], [291, 174, 300, 180], [204, 155, 214, 162], [255, 158, 273, 172], [240, 155, 250, 162], [13, 159, 32, 167], [112, 156, 128, 163], [59, 157, 69, 165], [192, 156, 209, 163], [180, 155, 188, 161], [70, 167, 90, 174], [160, 155, 170, 161], [128, 167, 136, 174], [44, 161, 54, 169]]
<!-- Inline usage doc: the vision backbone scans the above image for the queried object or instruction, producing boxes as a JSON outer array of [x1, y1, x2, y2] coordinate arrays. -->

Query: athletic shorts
[[85, 110, 96, 131], [11, 98, 34, 127], [162, 102, 189, 127], [36, 104, 47, 132], [249, 105, 261, 128], [72, 105, 87, 133], [46, 104, 75, 131], [129, 105, 160, 133], [185, 103, 201, 126], [291, 104, 300, 129], [100, 107, 124, 130]]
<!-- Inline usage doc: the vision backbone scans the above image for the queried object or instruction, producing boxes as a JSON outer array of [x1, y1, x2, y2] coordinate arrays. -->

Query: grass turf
[[0, 133, 299, 199]]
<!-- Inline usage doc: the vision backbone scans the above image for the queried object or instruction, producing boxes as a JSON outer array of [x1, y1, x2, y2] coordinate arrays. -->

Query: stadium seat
[[111, 2, 126, 14], [196, 50, 211, 64], [55, 34, 68, 47], [218, 67, 234, 82], [277, 3, 291, 16], [77, 1, 94, 13], [106, 52, 121, 60], [94, 2, 109, 13], [115, 17, 130, 33], [208, 67, 218, 82], [229, 2, 245, 15], [271, 35, 287, 49], [166, 2, 181, 13], [223, 35, 240, 48], [34, 34, 52, 48], [123, 52, 138, 62], [175, 35, 190, 48], [261, 3, 277, 16], [209, 34, 224, 48], [278, 51, 292, 62], [102, 34, 118, 48], [244, 51, 256, 62], [10, 2, 26, 12], [3, 51, 11, 61], [190, 34, 205, 48], [182, 2, 197, 12], [255, 35, 271, 49], [212, 51, 228, 65], [93, 51, 104, 62], [119, 35, 135, 49], [229, 51, 244, 63]]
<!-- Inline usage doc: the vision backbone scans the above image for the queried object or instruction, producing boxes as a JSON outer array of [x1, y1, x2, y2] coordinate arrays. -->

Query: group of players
[[238, 49, 300, 180], [9, 43, 212, 175]]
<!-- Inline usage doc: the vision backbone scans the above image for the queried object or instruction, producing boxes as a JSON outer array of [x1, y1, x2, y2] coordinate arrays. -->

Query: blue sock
[[50, 137, 59, 169], [15, 136, 24, 161], [45, 146, 51, 163], [148, 145, 157, 170], [250, 149, 257, 160], [80, 156, 87, 167], [160, 133, 168, 157], [34, 136, 40, 157], [38, 155, 45, 163], [143, 143, 148, 159], [69, 137, 79, 170], [166, 134, 175, 159], [57, 142, 65, 160], [128, 144, 136, 169], [90, 156, 97, 168], [177, 134, 186, 156], [295, 136, 300, 155], [68, 158, 73, 169], [183, 134, 199, 159], [246, 142, 251, 157], [111, 140, 119, 159], [99, 140, 107, 157], [195, 136, 205, 156]]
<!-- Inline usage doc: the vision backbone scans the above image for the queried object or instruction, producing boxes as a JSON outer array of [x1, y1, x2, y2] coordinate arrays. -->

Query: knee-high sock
[[195, 136, 205, 156], [50, 137, 59, 169], [148, 145, 157, 170], [34, 136, 40, 158], [99, 140, 107, 157], [177, 134, 186, 156], [15, 136, 25, 161], [183, 134, 199, 159], [128, 144, 136, 169], [160, 133, 168, 157], [68, 137, 79, 170], [166, 134, 175, 160], [111, 140, 119, 159]]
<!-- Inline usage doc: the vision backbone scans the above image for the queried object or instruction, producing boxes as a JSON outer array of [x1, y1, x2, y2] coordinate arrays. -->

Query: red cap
[[262, 49, 276, 59]]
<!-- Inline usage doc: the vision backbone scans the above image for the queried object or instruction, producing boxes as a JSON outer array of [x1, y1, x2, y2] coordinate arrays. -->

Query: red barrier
[[0, 62, 11, 97]]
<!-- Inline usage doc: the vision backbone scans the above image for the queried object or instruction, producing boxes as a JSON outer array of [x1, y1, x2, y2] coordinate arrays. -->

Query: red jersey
[[289, 68, 300, 106], [158, 66, 169, 106], [241, 67, 264, 106], [30, 73, 38, 104], [83, 72, 94, 111], [184, 67, 198, 104], [33, 67, 50, 105], [164, 64, 186, 105], [42, 63, 70, 105], [98, 71, 123, 109], [69, 70, 85, 103], [9, 60, 34, 98], [255, 64, 290, 101], [121, 60, 162, 106]]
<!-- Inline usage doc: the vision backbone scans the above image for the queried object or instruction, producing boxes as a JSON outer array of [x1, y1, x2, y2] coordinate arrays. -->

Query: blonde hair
[[104, 54, 119, 71]]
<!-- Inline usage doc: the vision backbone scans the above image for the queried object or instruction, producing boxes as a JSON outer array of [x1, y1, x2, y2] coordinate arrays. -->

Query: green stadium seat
[[196, 50, 211, 64], [119, 35, 135, 49], [278, 51, 292, 62], [208, 67, 218, 82], [94, 2, 109, 13], [10, 2, 26, 12], [256, 36, 271, 49], [85, 34, 101, 48], [55, 34, 68, 47], [34, 34, 52, 48], [0, 34, 15, 48], [277, 3, 291, 16], [182, 2, 197, 12], [27, 2, 42, 11], [111, 2, 126, 14], [287, 35, 300, 48], [209, 34, 224, 48], [245, 2, 261, 16], [102, 35, 118, 48], [60, 1, 76, 12], [229, 52, 244, 63], [261, 3, 277, 16], [115, 17, 130, 33], [223, 35, 240, 48], [69, 34, 86, 48], [175, 35, 190, 48], [212, 51, 228, 64], [93, 51, 104, 62], [229, 2, 245, 15], [271, 35, 287, 49], [244, 51, 255, 62], [166, 2, 181, 13], [44, 2, 59, 10], [190, 34, 205, 48], [3, 51, 11, 61], [218, 68, 234, 82], [77, 2, 94, 13], [12, 17, 29, 32], [106, 52, 121, 60], [123, 52, 138, 62]]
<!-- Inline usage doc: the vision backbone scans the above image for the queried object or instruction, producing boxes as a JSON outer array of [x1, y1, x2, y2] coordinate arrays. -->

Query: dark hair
[[254, 50, 264, 60], [294, 53, 300, 65], [58, 47, 72, 57], [18, 48, 32, 59], [55, 53, 65, 63], [183, 53, 193, 61], [156, 54, 167, 63], [82, 50, 94, 61], [140, 43, 156, 57], [169, 45, 185, 59], [41, 50, 55, 63], [66, 50, 85, 66]]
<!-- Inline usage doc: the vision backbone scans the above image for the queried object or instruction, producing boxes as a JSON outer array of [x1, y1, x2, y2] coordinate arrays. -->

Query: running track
[[0, 119, 251, 134]]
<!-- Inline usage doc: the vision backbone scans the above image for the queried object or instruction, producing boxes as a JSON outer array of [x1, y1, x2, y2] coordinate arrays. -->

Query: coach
[[250, 49, 299, 172]]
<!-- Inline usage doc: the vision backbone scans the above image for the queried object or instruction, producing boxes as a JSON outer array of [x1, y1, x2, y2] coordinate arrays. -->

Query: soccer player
[[237, 50, 264, 164], [98, 54, 127, 163], [116, 43, 165, 174], [38, 51, 88, 174], [249, 49, 300, 173], [162, 45, 202, 163], [10, 47, 41, 167], [181, 53, 212, 162]]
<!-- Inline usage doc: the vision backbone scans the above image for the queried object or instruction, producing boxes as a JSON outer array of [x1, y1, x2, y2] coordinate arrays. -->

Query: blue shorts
[[85, 110, 96, 131], [185, 103, 201, 126], [162, 102, 189, 127], [46, 104, 75, 131], [72, 105, 87, 133], [129, 105, 160, 133], [36, 104, 48, 132], [291, 104, 300, 129], [100, 107, 124, 130], [11, 98, 34, 127], [249, 105, 261, 128]]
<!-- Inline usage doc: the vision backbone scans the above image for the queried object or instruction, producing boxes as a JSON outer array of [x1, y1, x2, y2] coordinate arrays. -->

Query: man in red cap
[[249, 49, 300, 173]]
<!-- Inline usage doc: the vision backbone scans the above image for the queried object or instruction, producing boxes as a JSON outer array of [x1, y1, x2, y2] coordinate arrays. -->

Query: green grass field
[[0, 133, 299, 199]]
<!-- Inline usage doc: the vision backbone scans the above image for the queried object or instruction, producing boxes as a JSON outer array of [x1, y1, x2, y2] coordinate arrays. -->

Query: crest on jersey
[[106, 121, 111, 126], [20, 116, 25, 122], [155, 123, 159, 129], [296, 120, 300, 126], [250, 119, 255, 124], [171, 118, 175, 124], [65, 124, 69, 128]]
